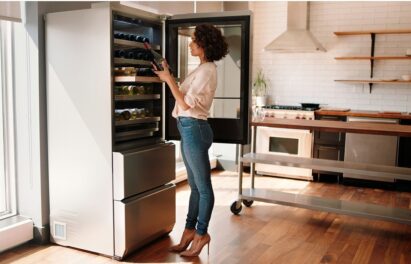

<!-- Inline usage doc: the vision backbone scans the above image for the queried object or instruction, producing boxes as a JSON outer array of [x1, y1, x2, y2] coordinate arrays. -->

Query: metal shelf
[[240, 188, 411, 225], [231, 124, 411, 225]]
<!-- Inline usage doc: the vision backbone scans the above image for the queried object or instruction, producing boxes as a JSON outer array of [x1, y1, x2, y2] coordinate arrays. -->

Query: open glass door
[[165, 11, 251, 144]]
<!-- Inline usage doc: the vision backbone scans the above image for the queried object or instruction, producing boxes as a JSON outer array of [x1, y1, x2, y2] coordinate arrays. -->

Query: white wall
[[251, 1, 411, 112]]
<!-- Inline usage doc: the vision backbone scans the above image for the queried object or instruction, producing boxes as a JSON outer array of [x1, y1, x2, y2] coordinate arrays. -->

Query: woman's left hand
[[152, 60, 172, 82]]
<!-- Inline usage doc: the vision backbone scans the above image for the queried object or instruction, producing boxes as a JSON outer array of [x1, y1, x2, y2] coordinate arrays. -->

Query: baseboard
[[33, 224, 50, 244], [0, 216, 33, 252]]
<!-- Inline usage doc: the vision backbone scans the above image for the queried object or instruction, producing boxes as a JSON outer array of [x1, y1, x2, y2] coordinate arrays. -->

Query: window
[[0, 20, 17, 219]]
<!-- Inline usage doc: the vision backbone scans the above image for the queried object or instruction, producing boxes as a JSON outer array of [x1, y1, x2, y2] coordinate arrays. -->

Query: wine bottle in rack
[[133, 50, 144, 60], [114, 50, 126, 58], [136, 36, 144, 43], [129, 34, 137, 42], [125, 51, 134, 59]]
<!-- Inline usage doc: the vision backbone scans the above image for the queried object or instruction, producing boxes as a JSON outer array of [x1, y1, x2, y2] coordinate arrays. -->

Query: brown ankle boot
[[169, 228, 196, 253], [180, 233, 211, 257]]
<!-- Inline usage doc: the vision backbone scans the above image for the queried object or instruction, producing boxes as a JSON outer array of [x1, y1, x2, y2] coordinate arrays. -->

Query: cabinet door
[[165, 12, 251, 144], [313, 145, 344, 161]]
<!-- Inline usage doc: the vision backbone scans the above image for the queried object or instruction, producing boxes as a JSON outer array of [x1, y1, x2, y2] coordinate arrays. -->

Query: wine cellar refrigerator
[[46, 2, 251, 260]]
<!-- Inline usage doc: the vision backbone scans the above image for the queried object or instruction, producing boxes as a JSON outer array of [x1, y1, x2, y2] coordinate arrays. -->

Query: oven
[[255, 105, 314, 181]]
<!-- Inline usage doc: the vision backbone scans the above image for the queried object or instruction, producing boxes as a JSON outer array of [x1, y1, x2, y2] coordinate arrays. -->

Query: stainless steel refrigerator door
[[114, 184, 176, 259], [113, 143, 175, 200]]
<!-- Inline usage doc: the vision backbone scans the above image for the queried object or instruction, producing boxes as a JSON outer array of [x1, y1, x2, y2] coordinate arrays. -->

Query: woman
[[153, 24, 228, 257]]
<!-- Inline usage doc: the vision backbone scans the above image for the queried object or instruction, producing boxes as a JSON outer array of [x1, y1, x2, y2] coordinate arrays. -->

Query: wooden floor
[[1, 170, 411, 264]]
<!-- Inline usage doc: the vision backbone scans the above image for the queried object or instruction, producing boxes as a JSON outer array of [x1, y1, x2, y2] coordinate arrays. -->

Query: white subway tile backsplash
[[251, 2, 411, 111]]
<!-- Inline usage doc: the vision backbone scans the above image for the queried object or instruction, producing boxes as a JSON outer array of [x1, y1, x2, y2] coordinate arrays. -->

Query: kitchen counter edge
[[315, 109, 411, 120]]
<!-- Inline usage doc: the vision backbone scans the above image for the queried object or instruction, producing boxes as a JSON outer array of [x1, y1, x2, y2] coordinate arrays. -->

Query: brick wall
[[251, 1, 411, 112]]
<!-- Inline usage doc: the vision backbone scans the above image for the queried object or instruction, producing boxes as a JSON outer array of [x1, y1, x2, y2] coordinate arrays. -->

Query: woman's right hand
[[152, 60, 172, 82]]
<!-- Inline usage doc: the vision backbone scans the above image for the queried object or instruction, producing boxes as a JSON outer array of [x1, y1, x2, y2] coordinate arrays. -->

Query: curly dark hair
[[194, 24, 228, 62]]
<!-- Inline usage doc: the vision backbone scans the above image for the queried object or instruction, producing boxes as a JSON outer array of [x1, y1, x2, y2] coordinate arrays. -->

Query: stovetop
[[263, 105, 316, 111], [261, 105, 315, 120]]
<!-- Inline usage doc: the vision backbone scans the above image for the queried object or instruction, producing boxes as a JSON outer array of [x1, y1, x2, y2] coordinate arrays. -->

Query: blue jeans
[[177, 117, 214, 236]]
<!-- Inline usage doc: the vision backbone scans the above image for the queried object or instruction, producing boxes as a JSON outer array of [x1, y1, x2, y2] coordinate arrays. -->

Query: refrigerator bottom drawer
[[114, 184, 176, 259]]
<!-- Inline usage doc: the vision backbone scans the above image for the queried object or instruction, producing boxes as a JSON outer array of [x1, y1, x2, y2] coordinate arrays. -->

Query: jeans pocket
[[199, 124, 213, 146]]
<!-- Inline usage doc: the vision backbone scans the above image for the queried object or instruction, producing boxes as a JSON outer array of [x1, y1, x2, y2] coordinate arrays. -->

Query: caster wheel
[[230, 201, 242, 215], [242, 200, 254, 207]]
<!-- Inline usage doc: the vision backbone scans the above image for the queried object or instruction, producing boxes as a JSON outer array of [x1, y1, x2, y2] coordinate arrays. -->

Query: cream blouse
[[172, 62, 217, 120]]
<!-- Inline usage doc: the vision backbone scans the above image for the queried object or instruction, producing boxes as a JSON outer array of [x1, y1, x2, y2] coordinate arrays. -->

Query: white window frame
[[0, 20, 17, 220]]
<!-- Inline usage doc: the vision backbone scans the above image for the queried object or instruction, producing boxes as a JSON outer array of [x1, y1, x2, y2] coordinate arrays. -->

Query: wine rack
[[112, 12, 163, 147]]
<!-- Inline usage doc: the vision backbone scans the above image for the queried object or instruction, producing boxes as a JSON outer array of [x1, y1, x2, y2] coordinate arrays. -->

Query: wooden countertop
[[315, 109, 411, 119], [252, 118, 411, 137]]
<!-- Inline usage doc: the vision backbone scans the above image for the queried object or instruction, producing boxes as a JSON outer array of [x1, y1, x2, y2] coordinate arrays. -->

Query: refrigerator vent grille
[[53, 221, 67, 240]]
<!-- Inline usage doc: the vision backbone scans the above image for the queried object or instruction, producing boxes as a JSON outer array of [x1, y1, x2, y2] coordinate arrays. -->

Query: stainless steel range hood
[[265, 2, 326, 53]]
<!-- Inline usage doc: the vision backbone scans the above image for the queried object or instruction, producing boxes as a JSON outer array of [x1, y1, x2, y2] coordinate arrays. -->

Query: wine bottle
[[125, 51, 134, 59], [114, 50, 125, 58], [136, 36, 144, 43], [129, 34, 137, 42], [143, 42, 164, 71], [133, 51, 144, 60]]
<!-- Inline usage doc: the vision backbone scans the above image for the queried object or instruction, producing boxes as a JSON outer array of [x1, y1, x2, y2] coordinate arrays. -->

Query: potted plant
[[253, 69, 268, 106]]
